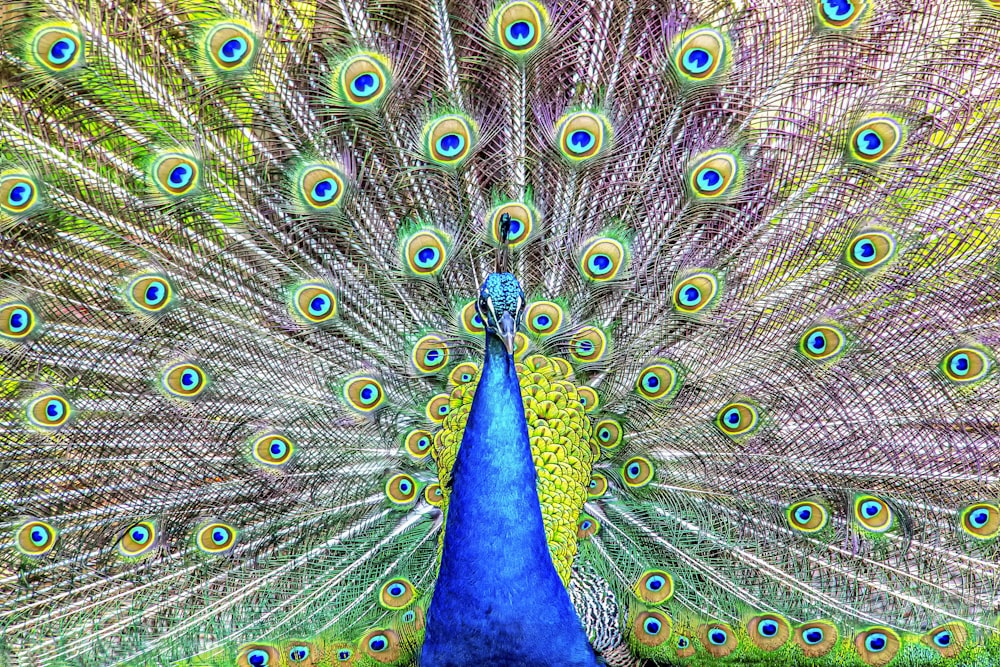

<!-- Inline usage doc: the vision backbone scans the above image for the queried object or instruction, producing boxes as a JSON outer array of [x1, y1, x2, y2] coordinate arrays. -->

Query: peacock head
[[476, 272, 525, 355]]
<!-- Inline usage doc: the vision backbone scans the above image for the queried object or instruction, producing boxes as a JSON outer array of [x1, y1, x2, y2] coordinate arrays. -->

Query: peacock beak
[[497, 311, 517, 355]]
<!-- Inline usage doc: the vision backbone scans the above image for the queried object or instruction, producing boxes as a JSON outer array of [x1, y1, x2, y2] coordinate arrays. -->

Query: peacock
[[3, 0, 1000, 665]]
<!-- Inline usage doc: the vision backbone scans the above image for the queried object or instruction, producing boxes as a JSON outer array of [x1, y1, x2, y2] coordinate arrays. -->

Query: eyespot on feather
[[794, 620, 838, 657], [423, 114, 476, 166], [30, 24, 84, 72], [854, 627, 900, 666], [0, 172, 41, 216], [404, 429, 434, 459], [448, 362, 479, 386], [688, 152, 738, 198], [337, 52, 391, 106], [556, 111, 610, 162], [747, 614, 791, 651], [424, 483, 444, 507], [118, 521, 157, 558], [27, 394, 71, 430], [577, 386, 599, 412], [298, 164, 346, 210], [922, 623, 967, 659], [404, 229, 448, 276], [411, 335, 450, 374], [426, 393, 451, 423], [632, 610, 671, 646], [493, 1, 548, 55], [854, 495, 893, 533], [579, 237, 626, 281], [162, 363, 207, 399], [238, 645, 279, 667], [673, 272, 720, 313], [960, 502, 1000, 539], [787, 500, 829, 533], [941, 347, 990, 384], [361, 629, 401, 662], [285, 642, 317, 664], [622, 457, 653, 488], [674, 28, 726, 81], [817, 0, 868, 28], [849, 118, 902, 163], [16, 520, 57, 556], [587, 473, 608, 498], [378, 578, 416, 609], [845, 230, 896, 270], [799, 325, 846, 361], [593, 419, 622, 450], [252, 434, 294, 468], [461, 300, 485, 335], [344, 376, 384, 412], [634, 570, 673, 604], [674, 634, 696, 658], [385, 474, 418, 505], [491, 202, 535, 247], [715, 401, 759, 438], [127, 275, 173, 313], [577, 514, 600, 539], [635, 363, 680, 402], [699, 622, 737, 658], [292, 283, 337, 323], [569, 327, 607, 363], [525, 301, 562, 336], [152, 152, 199, 197], [196, 522, 237, 554], [204, 22, 256, 72], [0, 303, 37, 340]]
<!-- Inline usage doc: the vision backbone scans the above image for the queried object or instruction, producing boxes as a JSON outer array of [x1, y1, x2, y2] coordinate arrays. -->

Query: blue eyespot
[[861, 500, 881, 517], [683, 48, 713, 74], [627, 463, 640, 478], [351, 72, 377, 98], [505, 20, 535, 47], [359, 384, 378, 404], [677, 636, 689, 648], [807, 332, 826, 354], [856, 130, 883, 156], [760, 620, 778, 637], [932, 630, 951, 648], [45, 399, 64, 421], [247, 650, 270, 666], [144, 281, 166, 306], [169, 164, 193, 188], [8, 183, 32, 206], [48, 38, 77, 65], [288, 646, 309, 661], [971, 510, 990, 528], [568, 129, 596, 154], [949, 353, 970, 376], [865, 632, 887, 652], [270, 440, 287, 457], [646, 575, 666, 591], [9, 308, 29, 333], [337, 649, 353, 661], [723, 407, 741, 426], [795, 507, 812, 523], [643, 618, 661, 635], [415, 246, 441, 269], [131, 526, 150, 544], [368, 634, 388, 652], [219, 37, 248, 63], [587, 253, 613, 276], [679, 285, 701, 307], [311, 178, 339, 203], [696, 168, 723, 192], [581, 520, 592, 530], [709, 629, 728, 645], [853, 239, 876, 262], [309, 294, 332, 317], [435, 133, 465, 158], [822, 0, 854, 20], [31, 528, 47, 545], [803, 628, 824, 645]]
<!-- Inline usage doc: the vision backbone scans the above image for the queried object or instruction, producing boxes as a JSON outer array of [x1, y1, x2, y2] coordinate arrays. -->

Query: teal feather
[[2, 0, 1000, 665]]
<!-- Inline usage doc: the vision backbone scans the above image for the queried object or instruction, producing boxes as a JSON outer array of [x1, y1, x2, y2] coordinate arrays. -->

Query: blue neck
[[421, 332, 597, 667]]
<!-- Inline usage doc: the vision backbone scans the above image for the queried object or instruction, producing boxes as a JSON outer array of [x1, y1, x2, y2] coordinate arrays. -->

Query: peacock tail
[[3, 0, 1000, 664]]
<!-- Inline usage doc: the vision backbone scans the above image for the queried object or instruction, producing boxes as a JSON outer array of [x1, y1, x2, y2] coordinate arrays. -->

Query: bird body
[[3, 0, 1000, 666]]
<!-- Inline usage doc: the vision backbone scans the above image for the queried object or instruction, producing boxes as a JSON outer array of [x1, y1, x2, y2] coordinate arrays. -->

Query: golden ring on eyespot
[[16, 520, 57, 556], [404, 229, 448, 275], [922, 623, 967, 659], [794, 620, 838, 657], [461, 300, 485, 334], [385, 473, 417, 504], [525, 301, 562, 336], [633, 610, 671, 646], [855, 627, 900, 666], [569, 326, 606, 363], [854, 495, 893, 533], [32, 25, 83, 72], [941, 347, 989, 384], [423, 115, 475, 166], [673, 272, 719, 313], [960, 502, 1000, 539], [28, 394, 71, 429], [587, 473, 608, 499], [577, 386, 599, 412], [700, 622, 737, 657], [162, 363, 207, 398], [635, 363, 679, 401], [206, 22, 256, 71], [0, 173, 40, 215], [344, 376, 384, 412], [412, 335, 450, 374], [494, 1, 547, 54], [252, 434, 294, 468], [153, 153, 199, 196], [0, 303, 37, 340], [424, 483, 444, 506], [379, 577, 416, 609], [716, 401, 759, 437], [622, 456, 653, 488], [361, 629, 401, 662], [817, 0, 867, 28], [557, 111, 609, 161], [197, 522, 237, 553], [449, 362, 479, 385], [339, 53, 391, 106], [850, 118, 901, 163], [299, 165, 346, 210], [405, 429, 434, 459], [634, 569, 673, 604], [593, 419, 622, 450], [748, 614, 791, 652], [293, 284, 337, 323], [237, 645, 279, 667], [128, 275, 173, 313], [675, 28, 725, 81], [689, 152, 738, 198], [787, 500, 828, 533], [800, 325, 845, 361], [845, 231, 895, 270], [491, 202, 535, 247], [577, 514, 599, 539], [118, 521, 157, 558]]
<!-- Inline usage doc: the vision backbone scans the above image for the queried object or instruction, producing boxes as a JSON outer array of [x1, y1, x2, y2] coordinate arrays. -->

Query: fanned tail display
[[2, 0, 1000, 665]]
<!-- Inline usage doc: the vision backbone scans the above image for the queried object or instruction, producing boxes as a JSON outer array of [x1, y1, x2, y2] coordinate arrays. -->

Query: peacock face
[[476, 272, 525, 354]]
